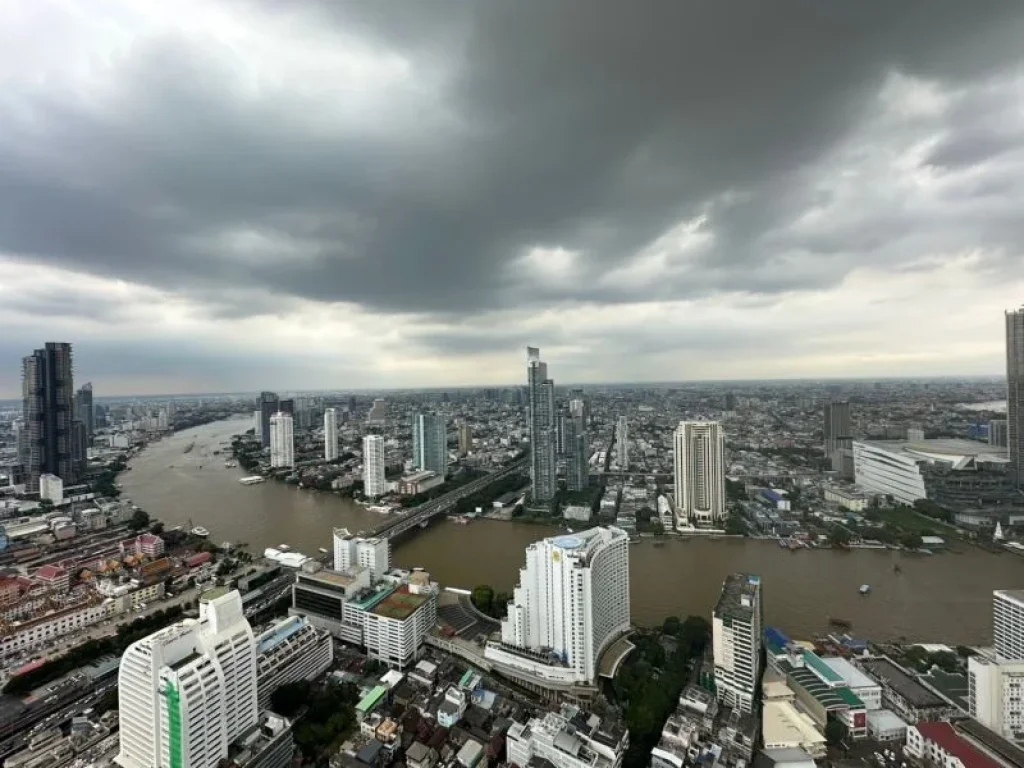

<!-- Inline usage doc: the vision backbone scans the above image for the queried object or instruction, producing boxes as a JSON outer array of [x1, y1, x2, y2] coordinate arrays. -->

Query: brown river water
[[121, 417, 1024, 643]]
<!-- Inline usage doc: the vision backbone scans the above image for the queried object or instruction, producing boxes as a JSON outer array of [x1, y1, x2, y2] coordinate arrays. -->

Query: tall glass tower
[[22, 342, 76, 493], [1007, 309, 1024, 487], [412, 412, 448, 477], [527, 347, 556, 502]]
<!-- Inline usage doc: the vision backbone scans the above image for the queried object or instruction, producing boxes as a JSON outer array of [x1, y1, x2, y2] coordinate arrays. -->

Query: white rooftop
[[821, 657, 878, 690]]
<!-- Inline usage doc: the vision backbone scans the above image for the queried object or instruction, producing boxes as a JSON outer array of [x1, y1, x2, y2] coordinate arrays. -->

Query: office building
[[253, 410, 262, 442], [994, 590, 1024, 662], [1009, 309, 1024, 486], [823, 401, 852, 457], [568, 397, 589, 428], [527, 347, 557, 503], [333, 528, 389, 581], [116, 589, 258, 768], [991, 419, 1010, 449], [39, 473, 63, 505], [367, 398, 388, 424], [412, 412, 448, 478], [458, 423, 473, 456], [362, 585, 438, 668], [75, 382, 94, 445], [617, 416, 629, 468], [487, 527, 630, 685], [713, 573, 763, 714], [564, 416, 589, 492], [22, 342, 77, 493], [673, 421, 727, 528], [269, 412, 294, 469], [259, 392, 278, 449], [968, 654, 1024, 741], [363, 435, 386, 498], [324, 408, 339, 462], [853, 438, 1010, 506], [256, 616, 333, 710]]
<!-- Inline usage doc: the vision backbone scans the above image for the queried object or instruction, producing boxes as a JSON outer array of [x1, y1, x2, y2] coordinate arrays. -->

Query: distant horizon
[[0, 372, 1007, 404]]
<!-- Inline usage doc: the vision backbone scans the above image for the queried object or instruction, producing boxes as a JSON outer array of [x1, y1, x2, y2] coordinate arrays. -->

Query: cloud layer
[[3, 1, 1024, 395]]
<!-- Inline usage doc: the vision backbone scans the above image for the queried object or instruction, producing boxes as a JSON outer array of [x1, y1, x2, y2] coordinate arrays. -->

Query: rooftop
[[917, 722, 1002, 768], [821, 657, 877, 690], [714, 572, 761, 622], [302, 568, 366, 589], [859, 657, 945, 708], [371, 586, 429, 620], [858, 438, 1008, 467]]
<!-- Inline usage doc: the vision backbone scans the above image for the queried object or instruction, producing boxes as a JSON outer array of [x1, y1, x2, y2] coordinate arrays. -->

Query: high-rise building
[[116, 589, 258, 768], [71, 418, 87, 478], [259, 392, 279, 449], [253, 409, 262, 441], [367, 399, 388, 424], [324, 408, 339, 462], [1009, 308, 1024, 486], [673, 421, 727, 528], [457, 423, 473, 456], [617, 416, 629, 469], [568, 397, 589, 428], [412, 412, 448, 478], [527, 347, 556, 503], [712, 573, 763, 714], [823, 400, 852, 458], [333, 528, 389, 580], [269, 412, 294, 469], [994, 590, 1024, 662], [22, 342, 76, 493], [991, 419, 1010, 449], [487, 526, 630, 685], [75, 382, 94, 446], [564, 416, 589, 492], [256, 616, 333, 711], [363, 434, 386, 498]]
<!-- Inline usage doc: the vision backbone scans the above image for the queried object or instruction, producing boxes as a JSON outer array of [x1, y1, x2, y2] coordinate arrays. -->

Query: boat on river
[[859, 584, 871, 595], [191, 526, 210, 538]]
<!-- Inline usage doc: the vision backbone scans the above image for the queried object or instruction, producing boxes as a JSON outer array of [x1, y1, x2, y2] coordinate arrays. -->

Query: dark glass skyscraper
[[22, 342, 76, 493], [259, 391, 279, 449], [1007, 309, 1024, 487], [75, 382, 94, 445], [527, 347, 556, 502]]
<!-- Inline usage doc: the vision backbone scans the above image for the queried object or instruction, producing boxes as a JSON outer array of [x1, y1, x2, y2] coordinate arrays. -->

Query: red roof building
[[907, 722, 1003, 768], [33, 564, 70, 594]]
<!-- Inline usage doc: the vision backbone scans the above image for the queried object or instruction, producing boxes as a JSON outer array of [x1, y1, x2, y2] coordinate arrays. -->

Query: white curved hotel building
[[486, 526, 630, 685]]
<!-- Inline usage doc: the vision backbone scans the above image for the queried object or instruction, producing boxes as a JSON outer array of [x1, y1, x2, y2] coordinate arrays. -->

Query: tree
[[150, 522, 165, 535], [828, 525, 852, 548], [825, 719, 847, 746], [901, 531, 924, 550], [271, 680, 312, 718], [725, 515, 747, 536], [127, 509, 150, 531], [471, 585, 494, 616], [662, 616, 682, 635]]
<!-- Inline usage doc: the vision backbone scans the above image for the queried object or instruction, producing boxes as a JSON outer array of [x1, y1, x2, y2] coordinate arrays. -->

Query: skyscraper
[[617, 416, 629, 469], [673, 421, 727, 528], [116, 589, 258, 768], [1007, 309, 1024, 487], [259, 391, 279, 449], [489, 526, 630, 685], [363, 434, 386, 498], [994, 590, 1024, 662], [823, 400, 852, 458], [457, 423, 473, 456], [564, 416, 589, 492], [75, 382, 94, 445], [527, 347, 556, 503], [412, 412, 448, 478], [22, 342, 76, 493], [324, 408, 339, 461], [269, 412, 294, 469], [253, 409, 262, 442], [713, 573, 763, 714]]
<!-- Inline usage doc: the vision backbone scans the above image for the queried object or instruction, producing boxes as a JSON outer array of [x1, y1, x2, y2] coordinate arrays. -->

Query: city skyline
[[4, 4, 1024, 395]]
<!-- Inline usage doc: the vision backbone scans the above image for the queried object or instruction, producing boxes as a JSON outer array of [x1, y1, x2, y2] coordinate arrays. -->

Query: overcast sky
[[3, 1, 1024, 396]]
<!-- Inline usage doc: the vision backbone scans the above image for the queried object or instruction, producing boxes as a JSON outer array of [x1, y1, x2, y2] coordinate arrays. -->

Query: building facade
[[22, 342, 77, 493], [617, 416, 629, 469], [823, 401, 852, 458], [1008, 308, 1024, 487], [712, 573, 763, 714], [412, 412, 448, 478], [75, 382, 94, 446], [968, 654, 1024, 741], [994, 589, 1024, 662], [564, 416, 589, 492], [259, 392, 278, 449], [269, 412, 294, 469], [256, 616, 333, 710], [458, 423, 473, 456], [333, 528, 390, 580], [116, 590, 258, 768], [673, 421, 727, 528], [489, 526, 630, 685], [324, 408, 339, 462], [363, 435, 386, 498], [506, 704, 627, 768], [527, 347, 557, 503]]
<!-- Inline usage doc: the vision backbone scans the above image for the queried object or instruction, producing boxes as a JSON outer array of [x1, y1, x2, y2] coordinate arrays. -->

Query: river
[[121, 418, 1024, 643]]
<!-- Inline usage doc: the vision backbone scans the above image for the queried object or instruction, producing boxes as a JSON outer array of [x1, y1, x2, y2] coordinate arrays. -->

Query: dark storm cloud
[[2, 0, 1024, 322]]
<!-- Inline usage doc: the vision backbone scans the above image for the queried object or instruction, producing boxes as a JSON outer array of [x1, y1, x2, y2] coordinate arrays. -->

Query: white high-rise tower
[[116, 590, 258, 768], [527, 347, 556, 502], [269, 411, 294, 469], [712, 573, 762, 714], [673, 420, 726, 528], [487, 526, 630, 685], [324, 408, 339, 462], [617, 416, 629, 469], [363, 434, 386, 498]]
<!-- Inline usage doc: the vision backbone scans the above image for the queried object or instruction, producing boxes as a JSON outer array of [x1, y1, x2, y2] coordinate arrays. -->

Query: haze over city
[[4, 1, 1024, 396]]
